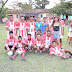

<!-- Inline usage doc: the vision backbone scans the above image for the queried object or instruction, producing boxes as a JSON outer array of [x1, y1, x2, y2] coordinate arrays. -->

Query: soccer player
[[69, 24, 72, 45], [5, 15, 17, 36], [42, 30, 54, 52], [27, 16, 36, 39], [17, 16, 27, 39], [47, 14, 53, 28], [49, 41, 72, 59], [34, 34, 45, 53], [23, 34, 35, 52], [9, 36, 26, 60], [5, 31, 17, 52]]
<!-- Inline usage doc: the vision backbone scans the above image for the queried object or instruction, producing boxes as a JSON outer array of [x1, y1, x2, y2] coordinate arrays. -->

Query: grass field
[[0, 25, 72, 72]]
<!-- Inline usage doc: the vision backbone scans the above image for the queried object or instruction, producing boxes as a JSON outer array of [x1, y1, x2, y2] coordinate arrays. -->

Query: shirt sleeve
[[5, 21, 9, 28]]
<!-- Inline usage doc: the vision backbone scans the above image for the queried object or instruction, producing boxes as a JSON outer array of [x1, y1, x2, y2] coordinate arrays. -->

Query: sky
[[4, 0, 71, 9]]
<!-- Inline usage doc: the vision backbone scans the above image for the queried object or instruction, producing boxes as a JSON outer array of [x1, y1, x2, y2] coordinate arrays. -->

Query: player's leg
[[61, 55, 69, 59], [21, 52, 26, 60], [39, 45, 43, 53], [9, 52, 18, 60], [60, 38, 62, 48], [69, 39, 71, 45], [29, 44, 34, 52], [57, 38, 60, 47], [33, 45, 37, 53]]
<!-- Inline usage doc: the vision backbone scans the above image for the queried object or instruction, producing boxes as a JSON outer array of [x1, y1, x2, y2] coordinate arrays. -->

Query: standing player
[[9, 36, 26, 60], [47, 14, 53, 28], [49, 41, 72, 59], [5, 31, 17, 52], [27, 16, 36, 39], [17, 16, 27, 39], [5, 15, 17, 36], [34, 34, 45, 53]]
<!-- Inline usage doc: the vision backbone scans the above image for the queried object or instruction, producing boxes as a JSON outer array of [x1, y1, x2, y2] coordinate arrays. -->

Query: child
[[49, 41, 72, 59], [44, 27, 48, 34], [9, 36, 26, 60], [69, 24, 72, 45]]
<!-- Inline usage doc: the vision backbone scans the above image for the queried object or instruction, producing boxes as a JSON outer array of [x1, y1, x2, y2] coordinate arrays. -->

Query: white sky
[[4, 0, 71, 9]]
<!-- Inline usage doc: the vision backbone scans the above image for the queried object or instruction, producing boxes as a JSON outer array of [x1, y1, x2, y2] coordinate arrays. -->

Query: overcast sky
[[4, 0, 71, 9]]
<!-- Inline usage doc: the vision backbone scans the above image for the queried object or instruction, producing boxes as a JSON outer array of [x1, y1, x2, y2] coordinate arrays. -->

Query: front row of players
[[5, 31, 72, 60]]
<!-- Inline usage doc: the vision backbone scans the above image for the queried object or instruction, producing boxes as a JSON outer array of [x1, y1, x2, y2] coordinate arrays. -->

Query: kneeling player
[[34, 34, 45, 53], [49, 41, 72, 59], [23, 34, 35, 52], [9, 36, 26, 60], [5, 31, 17, 53]]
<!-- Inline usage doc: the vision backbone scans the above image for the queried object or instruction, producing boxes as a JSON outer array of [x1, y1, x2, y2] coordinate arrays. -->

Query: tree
[[29, 0, 50, 9], [0, 0, 8, 22], [50, 1, 72, 15]]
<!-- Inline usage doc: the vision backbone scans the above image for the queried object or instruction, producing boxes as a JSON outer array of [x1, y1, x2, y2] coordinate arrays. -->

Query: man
[[47, 14, 53, 28], [9, 36, 26, 60], [5, 15, 17, 36], [42, 30, 54, 52], [5, 31, 17, 52], [23, 34, 35, 52], [27, 16, 36, 39], [49, 41, 72, 59], [17, 16, 27, 39], [34, 34, 45, 53]]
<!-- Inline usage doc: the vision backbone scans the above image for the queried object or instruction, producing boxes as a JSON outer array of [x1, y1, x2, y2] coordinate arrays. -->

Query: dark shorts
[[5, 46, 17, 50]]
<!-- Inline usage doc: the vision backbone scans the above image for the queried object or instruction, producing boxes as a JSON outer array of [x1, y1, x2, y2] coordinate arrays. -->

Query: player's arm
[[5, 22, 10, 31]]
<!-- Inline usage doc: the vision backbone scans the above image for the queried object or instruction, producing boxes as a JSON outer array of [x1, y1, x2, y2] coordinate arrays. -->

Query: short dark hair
[[27, 34, 31, 36], [30, 16, 33, 18], [37, 34, 41, 36], [9, 15, 13, 17], [18, 36, 22, 39], [20, 15, 24, 18], [9, 31, 13, 34], [52, 41, 56, 43], [43, 17, 46, 19]]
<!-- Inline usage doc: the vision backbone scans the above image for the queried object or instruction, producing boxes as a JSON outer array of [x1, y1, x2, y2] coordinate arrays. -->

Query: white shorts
[[45, 45, 49, 49], [16, 48, 25, 55]]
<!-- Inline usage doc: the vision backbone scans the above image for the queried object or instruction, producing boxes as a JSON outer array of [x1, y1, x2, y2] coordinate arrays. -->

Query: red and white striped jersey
[[47, 19, 53, 27], [17, 21, 27, 37], [5, 20, 17, 36], [49, 45, 62, 56], [5, 36, 17, 50], [27, 22, 36, 32]]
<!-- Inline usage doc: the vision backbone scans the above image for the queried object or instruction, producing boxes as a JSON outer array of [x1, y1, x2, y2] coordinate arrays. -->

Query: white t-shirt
[[69, 28, 72, 37]]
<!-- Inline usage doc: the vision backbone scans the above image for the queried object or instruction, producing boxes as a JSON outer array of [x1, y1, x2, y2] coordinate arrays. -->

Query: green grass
[[0, 25, 72, 72]]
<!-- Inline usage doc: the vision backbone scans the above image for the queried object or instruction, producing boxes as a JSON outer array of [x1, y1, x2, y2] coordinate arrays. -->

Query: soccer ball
[[7, 51, 13, 56]]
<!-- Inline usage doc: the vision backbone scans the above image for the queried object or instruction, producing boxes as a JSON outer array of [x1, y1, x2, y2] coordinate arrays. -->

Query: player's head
[[9, 31, 13, 37], [37, 17, 41, 22], [43, 17, 47, 22], [20, 16, 25, 21], [37, 34, 41, 40], [51, 41, 56, 47], [47, 30, 51, 37], [46, 27, 48, 31], [29, 16, 34, 22], [9, 15, 13, 21], [49, 14, 52, 19], [37, 29, 41, 33], [58, 14, 61, 19], [27, 34, 31, 39], [18, 36, 22, 41]]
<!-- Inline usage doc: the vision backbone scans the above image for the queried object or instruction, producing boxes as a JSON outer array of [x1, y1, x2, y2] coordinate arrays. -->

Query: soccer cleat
[[69, 56, 72, 58], [9, 56, 14, 60]]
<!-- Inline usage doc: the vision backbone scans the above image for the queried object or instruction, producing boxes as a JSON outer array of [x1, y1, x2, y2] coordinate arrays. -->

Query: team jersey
[[24, 38, 35, 45], [27, 22, 36, 32], [5, 36, 17, 50], [49, 45, 62, 56], [47, 19, 53, 27], [17, 21, 27, 37], [34, 39, 45, 47], [5, 21, 17, 36], [69, 27, 72, 37]]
